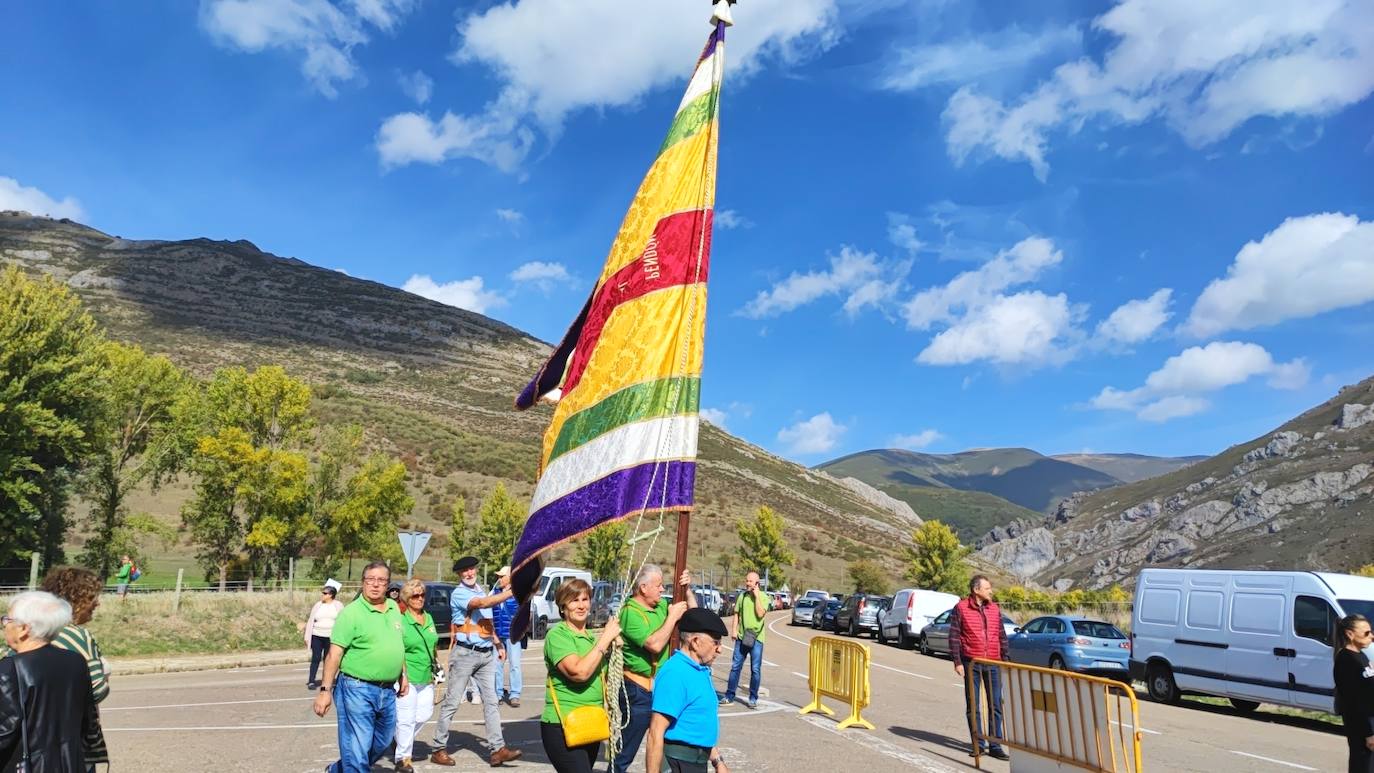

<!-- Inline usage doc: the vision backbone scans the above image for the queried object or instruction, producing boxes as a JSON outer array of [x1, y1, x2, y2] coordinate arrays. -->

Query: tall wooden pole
[[673, 510, 691, 604]]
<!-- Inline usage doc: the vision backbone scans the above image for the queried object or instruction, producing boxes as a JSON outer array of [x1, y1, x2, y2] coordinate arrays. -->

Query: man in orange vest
[[949, 574, 1010, 761]]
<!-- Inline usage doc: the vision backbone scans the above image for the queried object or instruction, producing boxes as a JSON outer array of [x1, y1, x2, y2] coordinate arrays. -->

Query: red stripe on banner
[[559, 209, 713, 398]]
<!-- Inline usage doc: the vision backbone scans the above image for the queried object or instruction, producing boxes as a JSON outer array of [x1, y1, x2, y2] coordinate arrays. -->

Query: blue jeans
[[963, 662, 1005, 754], [724, 638, 763, 703], [494, 636, 523, 698], [612, 679, 653, 773], [330, 675, 397, 773]]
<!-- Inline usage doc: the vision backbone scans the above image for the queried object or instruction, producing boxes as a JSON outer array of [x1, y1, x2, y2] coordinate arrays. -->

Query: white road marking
[[792, 671, 809, 680], [763, 659, 778, 667], [797, 712, 963, 772], [103, 696, 314, 711], [872, 662, 933, 680], [1229, 751, 1316, 771], [1110, 719, 1161, 736]]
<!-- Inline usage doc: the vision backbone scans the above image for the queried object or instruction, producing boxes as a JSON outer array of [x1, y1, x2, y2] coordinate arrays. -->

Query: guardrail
[[798, 634, 874, 730], [969, 657, 1143, 772]]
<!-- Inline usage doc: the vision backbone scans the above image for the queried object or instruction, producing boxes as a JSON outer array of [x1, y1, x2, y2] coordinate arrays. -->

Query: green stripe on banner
[[549, 377, 700, 462], [658, 87, 719, 157]]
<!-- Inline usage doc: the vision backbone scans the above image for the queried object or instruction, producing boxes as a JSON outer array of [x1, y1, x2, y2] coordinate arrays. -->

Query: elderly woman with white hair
[[0, 590, 99, 773]]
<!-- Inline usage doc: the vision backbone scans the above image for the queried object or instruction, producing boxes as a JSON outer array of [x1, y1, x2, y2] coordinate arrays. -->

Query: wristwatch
[[709, 756, 722, 769], [319, 684, 331, 693]]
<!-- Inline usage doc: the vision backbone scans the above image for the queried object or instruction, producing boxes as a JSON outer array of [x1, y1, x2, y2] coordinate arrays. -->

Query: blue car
[[1008, 615, 1131, 676]]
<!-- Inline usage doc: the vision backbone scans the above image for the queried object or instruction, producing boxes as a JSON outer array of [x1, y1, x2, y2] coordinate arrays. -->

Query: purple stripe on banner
[[512, 460, 696, 568], [697, 21, 725, 64]]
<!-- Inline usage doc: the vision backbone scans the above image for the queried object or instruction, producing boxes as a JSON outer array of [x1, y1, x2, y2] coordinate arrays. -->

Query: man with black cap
[[430, 556, 523, 767], [645, 608, 732, 773]]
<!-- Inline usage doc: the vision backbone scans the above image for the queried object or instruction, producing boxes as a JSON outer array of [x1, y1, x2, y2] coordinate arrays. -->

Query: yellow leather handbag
[[547, 673, 611, 747]]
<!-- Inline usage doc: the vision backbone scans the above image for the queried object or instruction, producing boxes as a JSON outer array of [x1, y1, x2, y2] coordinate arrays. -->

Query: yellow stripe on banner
[[596, 127, 718, 285], [541, 284, 707, 464]]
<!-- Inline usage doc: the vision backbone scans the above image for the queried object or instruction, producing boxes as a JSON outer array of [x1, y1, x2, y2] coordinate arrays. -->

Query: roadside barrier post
[[288, 557, 295, 600], [28, 552, 39, 590], [798, 635, 875, 730], [968, 658, 1143, 772], [173, 569, 184, 613]]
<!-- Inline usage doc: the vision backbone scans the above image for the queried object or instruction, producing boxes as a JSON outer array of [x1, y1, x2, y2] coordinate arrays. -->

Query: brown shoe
[[489, 746, 523, 766], [430, 750, 457, 766], [507, 697, 521, 708]]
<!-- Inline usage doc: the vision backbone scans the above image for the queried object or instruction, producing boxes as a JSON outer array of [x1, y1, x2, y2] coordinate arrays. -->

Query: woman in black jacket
[[1334, 613, 1374, 773], [0, 591, 98, 773]]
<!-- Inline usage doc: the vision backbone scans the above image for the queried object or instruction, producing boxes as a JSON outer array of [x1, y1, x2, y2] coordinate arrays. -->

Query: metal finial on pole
[[711, 0, 735, 26]]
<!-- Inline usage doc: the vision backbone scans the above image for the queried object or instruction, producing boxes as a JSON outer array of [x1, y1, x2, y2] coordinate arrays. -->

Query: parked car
[[1132, 568, 1374, 713], [834, 594, 889, 637], [1008, 615, 1130, 675], [878, 588, 960, 648], [421, 581, 458, 649], [812, 597, 843, 631], [608, 592, 624, 619], [919, 608, 1018, 657], [801, 589, 830, 603], [791, 597, 820, 626], [531, 567, 593, 639], [589, 581, 614, 628], [766, 591, 784, 610]]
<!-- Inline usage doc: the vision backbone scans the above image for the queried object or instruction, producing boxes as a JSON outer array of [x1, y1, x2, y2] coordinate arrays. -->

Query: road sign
[[398, 531, 432, 577]]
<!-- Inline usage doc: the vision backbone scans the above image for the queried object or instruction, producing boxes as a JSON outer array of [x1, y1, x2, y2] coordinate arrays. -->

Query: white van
[[878, 588, 960, 648], [530, 566, 593, 639], [1131, 568, 1374, 712]]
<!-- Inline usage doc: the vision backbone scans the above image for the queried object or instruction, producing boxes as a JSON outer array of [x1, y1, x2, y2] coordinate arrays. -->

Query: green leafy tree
[[106, 512, 178, 576], [0, 266, 107, 566], [304, 424, 362, 580], [716, 549, 735, 589], [847, 558, 892, 595], [322, 454, 412, 571], [471, 483, 524, 581], [445, 496, 473, 566], [904, 520, 971, 594], [736, 505, 795, 588], [576, 522, 630, 581], [78, 342, 189, 578], [182, 428, 254, 589]]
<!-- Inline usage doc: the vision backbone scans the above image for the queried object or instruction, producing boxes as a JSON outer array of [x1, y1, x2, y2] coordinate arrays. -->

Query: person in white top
[[305, 581, 344, 689]]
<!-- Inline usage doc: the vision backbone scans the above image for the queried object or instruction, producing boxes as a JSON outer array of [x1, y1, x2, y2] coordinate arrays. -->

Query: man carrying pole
[[615, 564, 695, 773]]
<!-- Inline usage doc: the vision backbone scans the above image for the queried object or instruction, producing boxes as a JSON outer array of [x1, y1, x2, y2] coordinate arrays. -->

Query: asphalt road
[[102, 612, 1347, 772]]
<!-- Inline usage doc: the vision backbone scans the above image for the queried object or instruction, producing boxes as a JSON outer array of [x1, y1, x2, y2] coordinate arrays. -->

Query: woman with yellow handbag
[[541, 578, 622, 772]]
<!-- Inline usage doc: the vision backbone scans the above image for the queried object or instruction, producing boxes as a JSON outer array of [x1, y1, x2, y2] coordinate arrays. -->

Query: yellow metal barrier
[[798, 635, 874, 730], [968, 658, 1143, 772]]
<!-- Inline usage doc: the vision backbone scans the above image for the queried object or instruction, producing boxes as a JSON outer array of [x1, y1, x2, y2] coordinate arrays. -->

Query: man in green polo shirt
[[313, 561, 408, 773], [614, 563, 694, 773], [721, 571, 770, 709]]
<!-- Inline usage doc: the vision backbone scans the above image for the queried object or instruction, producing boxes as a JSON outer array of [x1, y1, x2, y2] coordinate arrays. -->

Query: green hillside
[[1050, 453, 1206, 483]]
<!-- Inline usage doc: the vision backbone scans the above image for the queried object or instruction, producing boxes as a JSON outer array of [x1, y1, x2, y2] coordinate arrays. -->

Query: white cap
[[496, 566, 511, 577], [324, 579, 342, 592]]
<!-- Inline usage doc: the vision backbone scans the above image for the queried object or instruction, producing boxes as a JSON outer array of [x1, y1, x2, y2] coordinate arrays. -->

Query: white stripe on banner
[[529, 415, 699, 512], [678, 51, 720, 110]]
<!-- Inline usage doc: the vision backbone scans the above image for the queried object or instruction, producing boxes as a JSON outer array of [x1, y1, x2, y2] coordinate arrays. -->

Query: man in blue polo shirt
[[646, 608, 732, 773], [430, 556, 522, 767]]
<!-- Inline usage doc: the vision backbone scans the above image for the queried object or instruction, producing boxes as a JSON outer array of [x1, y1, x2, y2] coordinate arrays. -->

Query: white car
[[530, 567, 593, 639], [877, 588, 959, 648]]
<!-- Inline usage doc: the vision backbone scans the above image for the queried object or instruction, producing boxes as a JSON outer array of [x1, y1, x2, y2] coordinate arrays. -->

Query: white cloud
[[495, 208, 524, 224], [741, 246, 908, 319], [917, 291, 1080, 366], [886, 212, 923, 254], [0, 177, 85, 220], [715, 209, 753, 230], [1185, 212, 1374, 337], [379, 0, 838, 169], [891, 429, 943, 450], [777, 412, 846, 456], [199, 0, 418, 97], [397, 69, 432, 104], [903, 236, 1061, 329], [699, 407, 729, 430], [1090, 341, 1308, 422], [881, 24, 1080, 91], [509, 261, 571, 284], [1096, 288, 1173, 344], [375, 92, 535, 171], [941, 0, 1374, 179], [401, 274, 505, 315]]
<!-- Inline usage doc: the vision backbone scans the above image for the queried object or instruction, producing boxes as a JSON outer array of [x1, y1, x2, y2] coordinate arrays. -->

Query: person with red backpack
[[949, 574, 1011, 761], [114, 555, 137, 599]]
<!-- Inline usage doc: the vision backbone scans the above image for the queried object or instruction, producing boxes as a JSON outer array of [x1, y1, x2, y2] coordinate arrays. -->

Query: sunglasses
[[0, 615, 11, 626], [409, 593, 424, 599]]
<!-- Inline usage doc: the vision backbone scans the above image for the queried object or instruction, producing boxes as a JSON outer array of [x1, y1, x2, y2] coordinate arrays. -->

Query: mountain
[[1050, 453, 1206, 483], [819, 447, 1123, 532], [976, 377, 1374, 588], [0, 211, 921, 590]]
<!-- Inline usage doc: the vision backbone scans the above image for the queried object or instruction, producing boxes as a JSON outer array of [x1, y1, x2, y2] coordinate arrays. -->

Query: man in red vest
[[949, 574, 1011, 760]]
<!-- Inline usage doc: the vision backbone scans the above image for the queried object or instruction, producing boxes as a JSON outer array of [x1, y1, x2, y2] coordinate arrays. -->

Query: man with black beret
[[645, 608, 731, 773], [431, 556, 523, 767]]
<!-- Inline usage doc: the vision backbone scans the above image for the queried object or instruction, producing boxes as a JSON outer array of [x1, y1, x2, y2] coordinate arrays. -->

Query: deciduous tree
[[471, 483, 523, 581], [847, 558, 892, 595], [736, 505, 795, 588], [904, 520, 970, 594], [576, 522, 630, 581]]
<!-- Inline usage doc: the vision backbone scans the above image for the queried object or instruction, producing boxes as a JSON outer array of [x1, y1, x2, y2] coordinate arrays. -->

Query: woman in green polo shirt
[[394, 577, 438, 773], [541, 578, 622, 773]]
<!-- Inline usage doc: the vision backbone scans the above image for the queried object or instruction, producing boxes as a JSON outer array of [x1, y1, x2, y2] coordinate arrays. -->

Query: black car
[[811, 597, 843, 631], [416, 581, 458, 648]]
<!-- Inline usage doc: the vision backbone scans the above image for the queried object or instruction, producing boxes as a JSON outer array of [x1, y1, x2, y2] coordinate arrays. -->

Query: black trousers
[[1349, 737, 1374, 773], [308, 635, 330, 684], [540, 721, 601, 773]]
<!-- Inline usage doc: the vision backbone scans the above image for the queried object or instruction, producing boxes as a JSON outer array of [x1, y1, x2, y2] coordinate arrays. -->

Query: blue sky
[[3, 0, 1372, 462]]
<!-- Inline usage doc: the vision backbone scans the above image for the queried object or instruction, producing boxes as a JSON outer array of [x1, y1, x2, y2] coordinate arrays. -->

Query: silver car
[[791, 597, 819, 626], [920, 608, 1019, 657]]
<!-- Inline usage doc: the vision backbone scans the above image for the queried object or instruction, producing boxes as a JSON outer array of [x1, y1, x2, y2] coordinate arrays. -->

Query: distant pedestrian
[[313, 561, 408, 773], [491, 565, 525, 707], [306, 580, 344, 689], [394, 577, 439, 773], [721, 571, 768, 709], [114, 555, 133, 599], [40, 566, 112, 768], [541, 578, 621, 773], [1334, 613, 1374, 773], [429, 556, 523, 767], [0, 591, 100, 773], [950, 574, 1011, 761], [614, 564, 694, 773], [645, 608, 731, 773]]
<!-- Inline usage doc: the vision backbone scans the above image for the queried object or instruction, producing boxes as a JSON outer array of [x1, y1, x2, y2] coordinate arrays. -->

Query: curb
[[110, 651, 309, 676]]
